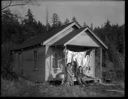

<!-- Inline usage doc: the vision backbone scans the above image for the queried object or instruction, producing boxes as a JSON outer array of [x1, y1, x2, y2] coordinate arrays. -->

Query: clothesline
[[66, 49, 91, 67]]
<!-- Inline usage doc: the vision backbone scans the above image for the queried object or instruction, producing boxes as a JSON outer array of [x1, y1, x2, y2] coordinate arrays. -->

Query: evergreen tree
[[72, 16, 79, 25], [52, 13, 60, 27], [93, 20, 125, 81], [72, 16, 77, 22], [37, 21, 48, 34], [26, 9, 35, 23], [104, 19, 111, 29], [58, 21, 62, 27], [83, 22, 87, 27], [2, 9, 22, 44], [23, 8, 37, 26], [64, 18, 70, 25], [2, 9, 21, 80], [22, 8, 38, 39]]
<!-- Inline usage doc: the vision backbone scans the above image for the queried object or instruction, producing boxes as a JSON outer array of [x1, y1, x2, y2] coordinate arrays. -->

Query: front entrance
[[65, 47, 95, 78]]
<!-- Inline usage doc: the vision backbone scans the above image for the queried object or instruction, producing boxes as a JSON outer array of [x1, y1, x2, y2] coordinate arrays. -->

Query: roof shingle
[[12, 22, 73, 50]]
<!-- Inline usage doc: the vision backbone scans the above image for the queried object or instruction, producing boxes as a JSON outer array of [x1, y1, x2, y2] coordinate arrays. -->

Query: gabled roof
[[53, 27, 85, 46], [12, 21, 108, 51], [86, 28, 108, 49], [12, 22, 75, 50], [64, 27, 108, 49], [53, 27, 108, 49]]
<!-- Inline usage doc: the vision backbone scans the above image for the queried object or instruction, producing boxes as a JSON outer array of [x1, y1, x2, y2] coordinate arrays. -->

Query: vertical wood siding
[[13, 46, 45, 82]]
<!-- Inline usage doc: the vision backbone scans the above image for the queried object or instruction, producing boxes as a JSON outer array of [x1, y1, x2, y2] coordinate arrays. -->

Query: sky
[[9, 0, 125, 28]]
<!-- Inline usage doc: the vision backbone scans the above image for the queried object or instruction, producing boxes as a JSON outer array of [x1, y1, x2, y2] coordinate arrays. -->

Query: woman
[[71, 61, 77, 81], [77, 66, 84, 85], [66, 63, 74, 86]]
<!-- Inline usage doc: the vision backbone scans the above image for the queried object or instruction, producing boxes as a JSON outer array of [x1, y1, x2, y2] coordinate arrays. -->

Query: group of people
[[65, 61, 86, 86], [54, 60, 93, 86]]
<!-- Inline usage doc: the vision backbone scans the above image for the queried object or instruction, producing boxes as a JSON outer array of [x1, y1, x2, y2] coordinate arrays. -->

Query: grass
[[1, 77, 124, 97]]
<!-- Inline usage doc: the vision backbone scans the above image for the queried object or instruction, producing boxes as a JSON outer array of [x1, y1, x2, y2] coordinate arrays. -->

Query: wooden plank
[[64, 46, 67, 67], [93, 49, 95, 78], [45, 45, 49, 81], [45, 45, 52, 81], [100, 48, 102, 83]]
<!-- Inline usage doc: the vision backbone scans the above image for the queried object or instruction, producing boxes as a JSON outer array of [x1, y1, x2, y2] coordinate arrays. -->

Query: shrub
[[1, 78, 20, 96]]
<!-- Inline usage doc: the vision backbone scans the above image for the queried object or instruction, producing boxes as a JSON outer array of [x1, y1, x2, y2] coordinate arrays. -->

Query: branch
[[2, 0, 12, 11], [1, 0, 31, 11]]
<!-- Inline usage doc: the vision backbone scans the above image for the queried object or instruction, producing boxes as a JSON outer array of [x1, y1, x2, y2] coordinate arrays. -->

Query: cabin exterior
[[11, 22, 108, 83]]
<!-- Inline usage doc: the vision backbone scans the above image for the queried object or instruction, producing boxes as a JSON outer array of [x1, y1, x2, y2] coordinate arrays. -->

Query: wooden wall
[[13, 46, 103, 82], [13, 46, 45, 82], [95, 48, 102, 81]]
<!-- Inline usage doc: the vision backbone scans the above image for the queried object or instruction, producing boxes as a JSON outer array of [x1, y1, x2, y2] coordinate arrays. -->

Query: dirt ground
[[1, 78, 124, 97]]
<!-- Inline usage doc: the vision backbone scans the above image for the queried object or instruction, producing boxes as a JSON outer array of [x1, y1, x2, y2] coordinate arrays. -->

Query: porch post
[[64, 45, 67, 83], [64, 45, 67, 67], [100, 48, 102, 83], [45, 45, 49, 81], [93, 49, 95, 78]]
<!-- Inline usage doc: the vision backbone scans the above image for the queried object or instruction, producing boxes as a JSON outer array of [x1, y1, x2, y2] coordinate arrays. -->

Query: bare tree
[[1, 0, 39, 12]]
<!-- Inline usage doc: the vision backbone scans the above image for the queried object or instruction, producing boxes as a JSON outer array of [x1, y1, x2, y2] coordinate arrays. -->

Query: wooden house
[[11, 22, 108, 83]]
